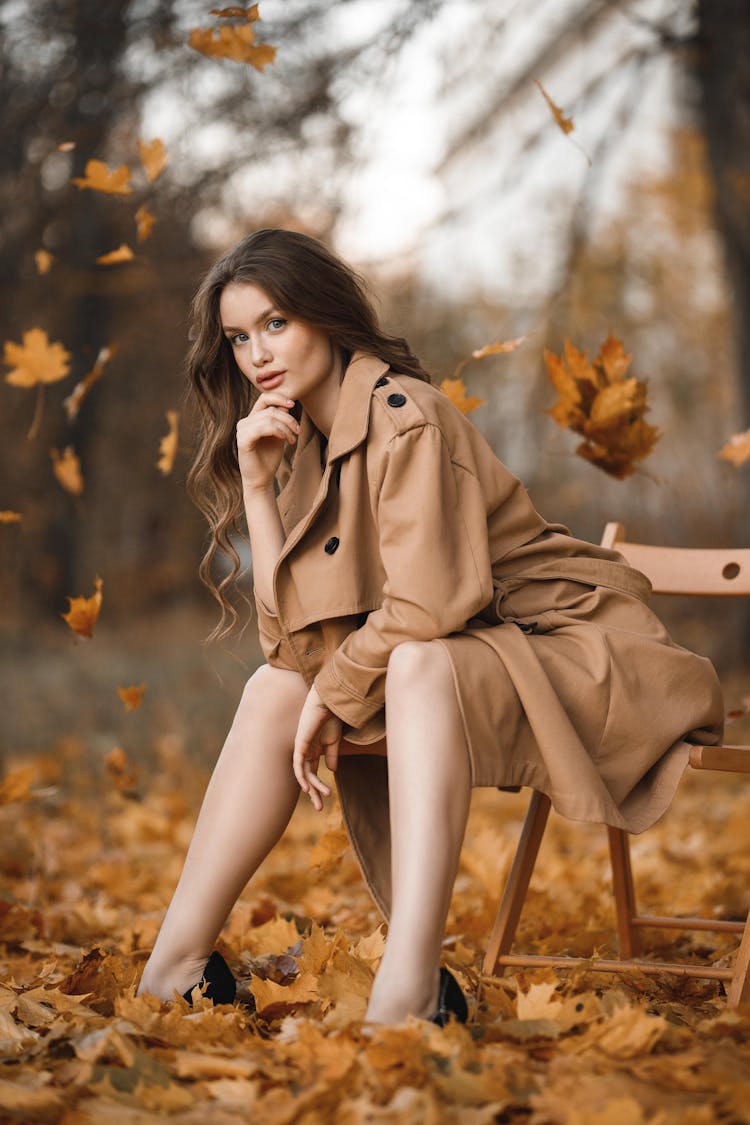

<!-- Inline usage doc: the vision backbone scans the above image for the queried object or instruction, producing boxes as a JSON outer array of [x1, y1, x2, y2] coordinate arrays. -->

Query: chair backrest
[[601, 522, 750, 597]]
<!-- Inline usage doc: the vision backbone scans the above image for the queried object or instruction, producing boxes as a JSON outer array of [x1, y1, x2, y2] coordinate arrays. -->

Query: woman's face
[[219, 281, 340, 402]]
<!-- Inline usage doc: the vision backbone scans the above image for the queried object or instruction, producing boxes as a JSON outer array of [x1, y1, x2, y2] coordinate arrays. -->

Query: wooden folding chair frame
[[483, 522, 750, 1006]]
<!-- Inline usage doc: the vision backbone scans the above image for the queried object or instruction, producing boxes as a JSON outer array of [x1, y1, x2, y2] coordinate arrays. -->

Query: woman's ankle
[[137, 950, 212, 1001]]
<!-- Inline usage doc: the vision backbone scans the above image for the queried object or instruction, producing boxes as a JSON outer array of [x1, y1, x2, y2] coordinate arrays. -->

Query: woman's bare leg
[[137, 664, 308, 1000], [365, 640, 472, 1023]]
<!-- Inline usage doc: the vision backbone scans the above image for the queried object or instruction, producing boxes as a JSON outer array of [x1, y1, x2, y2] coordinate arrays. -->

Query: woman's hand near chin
[[237, 391, 300, 495]]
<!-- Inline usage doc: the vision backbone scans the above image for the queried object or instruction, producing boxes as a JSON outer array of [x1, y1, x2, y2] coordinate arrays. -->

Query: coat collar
[[295, 350, 390, 465]]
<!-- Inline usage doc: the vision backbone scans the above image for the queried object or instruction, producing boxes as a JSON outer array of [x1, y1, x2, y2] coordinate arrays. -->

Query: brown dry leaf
[[50, 445, 84, 495], [156, 409, 179, 475], [34, 249, 54, 275], [0, 510, 22, 524], [135, 204, 156, 244], [545, 333, 660, 478], [62, 575, 103, 639], [534, 78, 574, 134], [63, 344, 117, 422], [72, 159, 133, 195], [0, 765, 36, 805], [309, 819, 349, 874], [440, 377, 486, 416], [189, 5, 276, 69], [243, 914, 302, 956], [96, 244, 135, 266], [472, 336, 526, 361], [105, 747, 140, 793], [4, 327, 71, 387], [718, 427, 750, 467], [118, 684, 146, 712], [138, 137, 168, 182], [250, 972, 319, 1019]]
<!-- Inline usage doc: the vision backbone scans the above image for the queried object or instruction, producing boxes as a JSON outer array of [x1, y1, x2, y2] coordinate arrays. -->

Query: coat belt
[[492, 556, 652, 607]]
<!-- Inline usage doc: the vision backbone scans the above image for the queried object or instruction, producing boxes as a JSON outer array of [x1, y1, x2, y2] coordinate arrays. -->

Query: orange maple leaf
[[35, 250, 54, 275], [0, 511, 22, 524], [189, 5, 276, 69], [157, 410, 179, 475], [3, 328, 71, 387], [138, 138, 168, 182], [544, 334, 660, 479], [50, 446, 84, 495], [440, 377, 486, 415], [718, 427, 750, 468], [117, 684, 146, 712], [63, 344, 117, 422], [62, 576, 103, 639], [96, 244, 135, 266], [72, 159, 133, 195], [534, 79, 574, 134], [135, 204, 156, 244]]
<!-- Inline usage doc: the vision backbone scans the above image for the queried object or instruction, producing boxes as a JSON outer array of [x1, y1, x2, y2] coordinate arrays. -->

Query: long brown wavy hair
[[186, 227, 431, 639]]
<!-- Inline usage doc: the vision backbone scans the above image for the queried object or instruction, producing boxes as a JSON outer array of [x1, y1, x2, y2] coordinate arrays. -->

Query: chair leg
[[483, 790, 552, 976], [607, 827, 642, 959], [726, 912, 750, 1008]]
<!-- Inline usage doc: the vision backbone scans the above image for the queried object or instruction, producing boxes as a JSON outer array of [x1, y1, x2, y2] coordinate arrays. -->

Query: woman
[[136, 228, 724, 1024]]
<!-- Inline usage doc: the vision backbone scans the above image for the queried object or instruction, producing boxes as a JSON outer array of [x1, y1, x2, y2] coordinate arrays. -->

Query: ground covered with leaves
[[2, 718, 750, 1124]]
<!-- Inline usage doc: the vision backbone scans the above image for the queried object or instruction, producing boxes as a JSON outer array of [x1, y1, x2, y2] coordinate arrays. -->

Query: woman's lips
[[257, 371, 285, 389]]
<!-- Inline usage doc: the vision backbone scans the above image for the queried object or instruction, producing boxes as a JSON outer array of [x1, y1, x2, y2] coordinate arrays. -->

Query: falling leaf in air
[[62, 576, 103, 639], [57, 140, 76, 152], [440, 377, 486, 416], [63, 344, 117, 422], [453, 335, 526, 380], [189, 4, 276, 69], [135, 204, 156, 244], [35, 250, 54, 275], [718, 427, 750, 468], [50, 446, 84, 495], [71, 159, 133, 195], [138, 138, 168, 182], [117, 684, 146, 712], [157, 410, 179, 475], [96, 244, 135, 266], [0, 511, 22, 524], [3, 328, 71, 387], [534, 79, 574, 134], [544, 333, 660, 478]]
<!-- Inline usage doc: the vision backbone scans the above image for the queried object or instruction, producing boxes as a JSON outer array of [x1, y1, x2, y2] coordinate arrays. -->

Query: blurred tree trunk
[[696, 0, 750, 430]]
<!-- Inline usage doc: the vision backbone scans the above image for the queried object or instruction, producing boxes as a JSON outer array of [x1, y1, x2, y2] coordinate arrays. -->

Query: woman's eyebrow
[[222, 307, 278, 334]]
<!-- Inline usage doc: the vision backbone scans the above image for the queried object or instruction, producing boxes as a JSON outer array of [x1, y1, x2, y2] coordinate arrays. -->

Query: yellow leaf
[[117, 684, 146, 712], [138, 138, 168, 182], [440, 377, 486, 415], [352, 923, 386, 964], [472, 336, 526, 360], [50, 446, 84, 495], [718, 427, 750, 467], [249, 973, 318, 1019], [597, 333, 632, 381], [156, 409, 179, 475], [0, 765, 35, 805], [63, 344, 117, 421], [135, 204, 156, 244], [62, 575, 103, 639], [71, 159, 133, 195], [587, 378, 640, 430], [105, 746, 139, 793], [34, 249, 54, 275], [96, 244, 135, 265], [0, 511, 22, 524], [534, 79, 574, 134], [309, 820, 349, 873], [4, 328, 71, 387], [188, 21, 276, 69]]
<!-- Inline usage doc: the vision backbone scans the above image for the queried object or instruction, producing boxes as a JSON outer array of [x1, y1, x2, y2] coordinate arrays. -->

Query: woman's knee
[[239, 663, 308, 722], [386, 640, 454, 698]]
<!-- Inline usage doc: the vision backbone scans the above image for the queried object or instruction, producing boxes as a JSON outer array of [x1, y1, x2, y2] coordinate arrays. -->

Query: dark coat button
[[387, 392, 406, 407], [374, 375, 389, 388], [324, 536, 340, 555]]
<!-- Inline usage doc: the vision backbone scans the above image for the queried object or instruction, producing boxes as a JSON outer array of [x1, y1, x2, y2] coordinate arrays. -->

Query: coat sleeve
[[313, 422, 494, 728]]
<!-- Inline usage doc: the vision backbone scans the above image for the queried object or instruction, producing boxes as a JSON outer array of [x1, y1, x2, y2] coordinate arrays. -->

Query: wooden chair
[[483, 521, 750, 1006]]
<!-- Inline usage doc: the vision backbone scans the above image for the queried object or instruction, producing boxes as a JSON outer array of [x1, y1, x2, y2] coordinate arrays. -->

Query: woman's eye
[[267, 318, 286, 332], [229, 332, 248, 346]]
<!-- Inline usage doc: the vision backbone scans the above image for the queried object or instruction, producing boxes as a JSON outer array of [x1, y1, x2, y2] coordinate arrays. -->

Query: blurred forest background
[[1, 0, 748, 762]]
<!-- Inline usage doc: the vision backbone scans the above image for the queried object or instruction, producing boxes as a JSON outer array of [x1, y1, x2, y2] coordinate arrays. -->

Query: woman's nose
[[249, 336, 272, 367]]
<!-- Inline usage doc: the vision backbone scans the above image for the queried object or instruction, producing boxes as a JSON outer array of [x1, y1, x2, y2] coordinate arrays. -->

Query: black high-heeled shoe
[[182, 951, 237, 1006], [428, 967, 468, 1026]]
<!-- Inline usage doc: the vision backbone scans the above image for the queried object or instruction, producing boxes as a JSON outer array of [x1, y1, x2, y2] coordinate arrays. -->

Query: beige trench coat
[[254, 351, 724, 919]]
